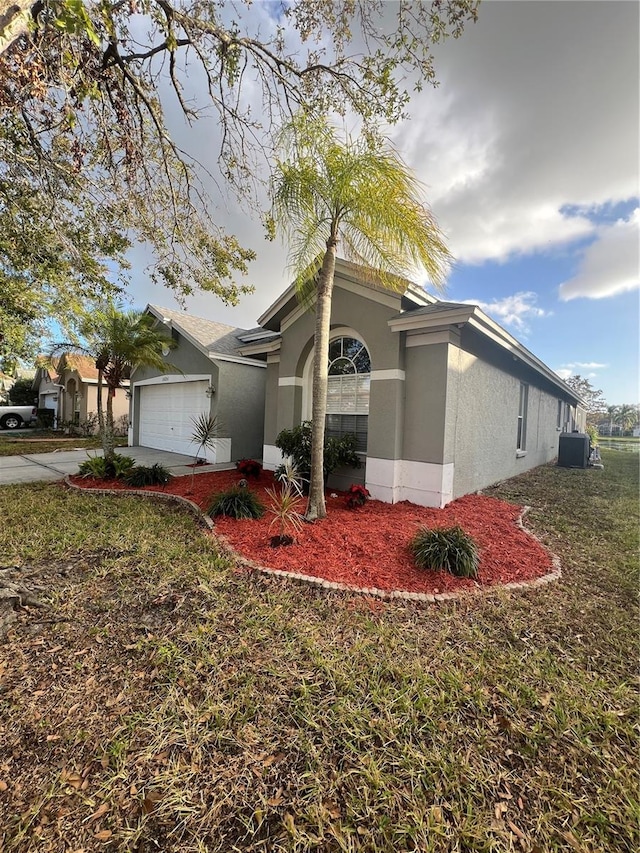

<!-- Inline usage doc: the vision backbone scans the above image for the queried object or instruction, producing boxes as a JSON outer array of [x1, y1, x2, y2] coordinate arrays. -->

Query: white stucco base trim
[[212, 438, 232, 464], [365, 457, 455, 508], [262, 444, 285, 470]]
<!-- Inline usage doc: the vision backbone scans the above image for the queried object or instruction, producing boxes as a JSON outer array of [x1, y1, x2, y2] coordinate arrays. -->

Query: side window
[[517, 383, 528, 451]]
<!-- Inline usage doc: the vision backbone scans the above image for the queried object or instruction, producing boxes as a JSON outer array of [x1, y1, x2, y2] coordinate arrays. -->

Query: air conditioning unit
[[557, 433, 590, 468]]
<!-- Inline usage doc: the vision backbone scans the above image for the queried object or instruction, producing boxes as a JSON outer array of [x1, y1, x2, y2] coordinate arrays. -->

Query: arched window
[[326, 337, 370, 452]]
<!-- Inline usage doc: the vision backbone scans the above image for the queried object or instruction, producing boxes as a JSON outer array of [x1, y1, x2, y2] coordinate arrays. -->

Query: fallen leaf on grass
[[539, 691, 552, 708], [85, 803, 110, 823], [508, 821, 526, 839], [0, 780, 8, 791], [61, 770, 83, 790], [494, 802, 508, 820], [561, 830, 586, 852], [94, 829, 112, 840], [142, 791, 164, 814]]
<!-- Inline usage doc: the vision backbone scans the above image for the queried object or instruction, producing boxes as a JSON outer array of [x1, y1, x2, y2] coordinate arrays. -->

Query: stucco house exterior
[[128, 305, 266, 463], [35, 354, 130, 431], [237, 259, 585, 508]]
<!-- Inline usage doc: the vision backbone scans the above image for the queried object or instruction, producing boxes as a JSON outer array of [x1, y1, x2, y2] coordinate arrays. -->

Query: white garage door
[[139, 380, 209, 455]]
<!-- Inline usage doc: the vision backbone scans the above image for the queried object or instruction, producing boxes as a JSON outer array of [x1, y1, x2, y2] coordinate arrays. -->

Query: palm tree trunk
[[306, 243, 338, 521], [104, 385, 116, 464], [96, 369, 105, 436]]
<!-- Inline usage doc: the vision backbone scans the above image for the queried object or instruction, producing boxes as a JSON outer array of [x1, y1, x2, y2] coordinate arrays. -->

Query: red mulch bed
[[68, 470, 553, 594]]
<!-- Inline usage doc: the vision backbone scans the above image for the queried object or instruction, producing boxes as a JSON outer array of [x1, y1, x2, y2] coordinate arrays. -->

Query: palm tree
[[606, 404, 619, 436], [616, 403, 637, 435], [271, 114, 451, 520], [54, 306, 175, 463]]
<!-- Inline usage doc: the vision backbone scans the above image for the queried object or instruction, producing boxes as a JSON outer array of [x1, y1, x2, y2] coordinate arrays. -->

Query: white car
[[0, 405, 38, 430]]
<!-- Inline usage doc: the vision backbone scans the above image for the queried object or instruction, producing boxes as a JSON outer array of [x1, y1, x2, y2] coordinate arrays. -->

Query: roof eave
[[390, 305, 585, 404]]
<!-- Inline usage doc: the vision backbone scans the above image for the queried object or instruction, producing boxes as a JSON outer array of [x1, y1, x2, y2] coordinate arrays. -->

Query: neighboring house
[[129, 305, 267, 463], [238, 259, 586, 508], [54, 353, 129, 430], [0, 371, 14, 403], [32, 357, 60, 424]]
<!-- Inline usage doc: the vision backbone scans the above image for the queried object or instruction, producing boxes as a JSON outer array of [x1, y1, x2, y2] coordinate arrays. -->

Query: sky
[[124, 0, 639, 405]]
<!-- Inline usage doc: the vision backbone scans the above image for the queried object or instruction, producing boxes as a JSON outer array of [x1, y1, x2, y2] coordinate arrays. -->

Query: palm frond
[[271, 114, 452, 296]]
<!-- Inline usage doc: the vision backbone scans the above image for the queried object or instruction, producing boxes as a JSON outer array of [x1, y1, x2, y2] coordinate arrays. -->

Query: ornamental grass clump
[[410, 525, 479, 579], [124, 464, 173, 487], [209, 487, 264, 519]]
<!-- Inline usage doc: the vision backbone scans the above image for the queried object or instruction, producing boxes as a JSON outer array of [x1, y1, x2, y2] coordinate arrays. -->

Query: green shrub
[[208, 487, 264, 519], [111, 455, 135, 478], [410, 525, 479, 579], [124, 463, 173, 487], [78, 453, 134, 480], [36, 409, 55, 429], [275, 421, 360, 490], [78, 455, 109, 479]]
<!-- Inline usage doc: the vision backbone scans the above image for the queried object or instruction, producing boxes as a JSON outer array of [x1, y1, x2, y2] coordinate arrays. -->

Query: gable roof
[[146, 305, 265, 367], [57, 353, 99, 382], [34, 355, 60, 379], [258, 257, 436, 331]]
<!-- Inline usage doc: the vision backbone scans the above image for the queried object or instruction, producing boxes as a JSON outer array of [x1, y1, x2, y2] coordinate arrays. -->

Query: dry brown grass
[[0, 451, 637, 852]]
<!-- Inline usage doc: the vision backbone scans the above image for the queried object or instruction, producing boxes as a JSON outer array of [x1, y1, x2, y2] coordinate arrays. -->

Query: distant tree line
[[564, 375, 639, 435]]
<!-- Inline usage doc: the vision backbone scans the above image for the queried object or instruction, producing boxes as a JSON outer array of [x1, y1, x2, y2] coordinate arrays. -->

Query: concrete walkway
[[0, 446, 234, 486]]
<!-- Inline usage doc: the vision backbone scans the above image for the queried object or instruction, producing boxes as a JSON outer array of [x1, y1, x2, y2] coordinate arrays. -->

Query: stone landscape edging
[[64, 477, 561, 603]]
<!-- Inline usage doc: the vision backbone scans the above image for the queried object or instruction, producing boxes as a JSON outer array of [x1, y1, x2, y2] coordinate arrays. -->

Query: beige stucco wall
[[403, 341, 450, 464], [58, 375, 129, 430]]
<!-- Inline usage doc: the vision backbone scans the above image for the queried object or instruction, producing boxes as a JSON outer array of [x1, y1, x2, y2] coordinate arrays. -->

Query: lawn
[[0, 433, 126, 456], [0, 451, 637, 852]]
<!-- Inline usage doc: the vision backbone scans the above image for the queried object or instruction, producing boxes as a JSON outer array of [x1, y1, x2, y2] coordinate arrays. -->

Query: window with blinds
[[325, 337, 370, 452]]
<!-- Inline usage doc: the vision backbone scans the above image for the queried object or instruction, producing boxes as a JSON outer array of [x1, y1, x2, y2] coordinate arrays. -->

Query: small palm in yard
[[189, 413, 220, 492], [267, 463, 305, 546]]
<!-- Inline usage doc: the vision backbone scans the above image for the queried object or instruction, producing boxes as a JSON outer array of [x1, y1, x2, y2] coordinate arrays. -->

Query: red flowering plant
[[236, 458, 262, 479], [345, 483, 370, 509]]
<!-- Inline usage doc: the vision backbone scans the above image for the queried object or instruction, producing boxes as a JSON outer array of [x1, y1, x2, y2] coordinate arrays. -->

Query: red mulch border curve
[[65, 469, 561, 602]]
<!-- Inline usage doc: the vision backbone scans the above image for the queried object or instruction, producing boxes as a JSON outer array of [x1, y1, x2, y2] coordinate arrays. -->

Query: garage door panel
[[139, 380, 210, 456]]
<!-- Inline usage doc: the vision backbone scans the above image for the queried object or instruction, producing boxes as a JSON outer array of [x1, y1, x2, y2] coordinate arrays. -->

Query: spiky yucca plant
[[410, 525, 479, 579], [189, 413, 220, 490]]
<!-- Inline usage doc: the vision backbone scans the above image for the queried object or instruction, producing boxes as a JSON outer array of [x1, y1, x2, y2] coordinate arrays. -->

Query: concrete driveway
[[0, 446, 233, 486]]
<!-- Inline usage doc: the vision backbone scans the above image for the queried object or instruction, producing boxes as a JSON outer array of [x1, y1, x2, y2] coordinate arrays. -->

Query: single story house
[[33, 353, 130, 431], [128, 305, 267, 463], [236, 259, 585, 508]]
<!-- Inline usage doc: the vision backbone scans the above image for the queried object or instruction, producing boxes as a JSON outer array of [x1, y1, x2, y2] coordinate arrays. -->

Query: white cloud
[[558, 209, 640, 301], [390, 1, 638, 267], [121, 1, 639, 332], [555, 368, 572, 380], [462, 291, 548, 334], [555, 362, 609, 381]]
